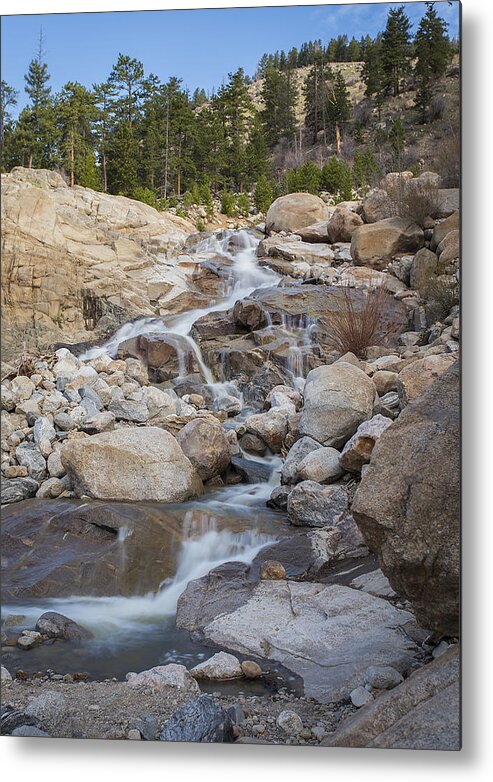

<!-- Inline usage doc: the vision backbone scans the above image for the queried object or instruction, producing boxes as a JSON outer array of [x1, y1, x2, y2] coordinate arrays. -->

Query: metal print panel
[[0, 1, 461, 749]]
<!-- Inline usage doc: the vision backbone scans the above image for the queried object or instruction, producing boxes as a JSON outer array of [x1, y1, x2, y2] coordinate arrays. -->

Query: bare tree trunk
[[335, 123, 341, 155], [70, 136, 75, 187], [102, 151, 107, 192]]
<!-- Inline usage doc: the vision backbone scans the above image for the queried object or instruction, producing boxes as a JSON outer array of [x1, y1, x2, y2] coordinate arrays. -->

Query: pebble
[[127, 729, 142, 740], [350, 686, 374, 708], [276, 710, 303, 736]]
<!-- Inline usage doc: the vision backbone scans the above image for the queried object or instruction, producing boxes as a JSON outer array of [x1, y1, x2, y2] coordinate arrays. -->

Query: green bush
[[254, 175, 274, 213], [220, 190, 237, 217], [321, 156, 353, 201], [132, 186, 160, 209], [236, 192, 250, 217]]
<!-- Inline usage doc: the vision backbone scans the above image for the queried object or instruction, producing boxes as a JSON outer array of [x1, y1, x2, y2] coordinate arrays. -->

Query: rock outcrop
[[1, 167, 197, 358], [352, 362, 460, 636]]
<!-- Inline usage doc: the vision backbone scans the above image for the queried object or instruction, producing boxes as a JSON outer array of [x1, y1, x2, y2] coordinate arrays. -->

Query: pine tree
[[106, 121, 139, 195], [216, 68, 253, 190], [93, 81, 116, 192], [56, 82, 99, 187], [304, 52, 332, 145], [326, 70, 351, 153], [1, 81, 18, 150], [381, 6, 412, 97], [254, 174, 273, 213], [260, 67, 297, 148], [362, 36, 386, 118], [245, 114, 270, 185], [109, 53, 144, 128], [414, 3, 452, 122], [23, 31, 57, 168]]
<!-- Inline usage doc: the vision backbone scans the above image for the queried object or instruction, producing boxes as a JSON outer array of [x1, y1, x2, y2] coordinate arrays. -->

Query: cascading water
[[79, 230, 280, 388]]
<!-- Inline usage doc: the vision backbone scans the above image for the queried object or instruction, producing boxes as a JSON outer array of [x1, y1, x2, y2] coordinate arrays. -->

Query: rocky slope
[[1, 168, 205, 359], [1, 170, 460, 749]]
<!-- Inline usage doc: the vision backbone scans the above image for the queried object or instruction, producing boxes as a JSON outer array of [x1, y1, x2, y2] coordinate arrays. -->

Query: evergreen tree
[[245, 114, 270, 185], [362, 36, 386, 118], [23, 31, 57, 168], [109, 53, 144, 128], [414, 3, 452, 122], [56, 82, 99, 187], [93, 81, 116, 192], [304, 53, 332, 145], [1, 81, 18, 150], [106, 121, 139, 195], [216, 68, 253, 190], [326, 70, 351, 153], [381, 6, 412, 97], [260, 67, 297, 148], [254, 174, 273, 213]]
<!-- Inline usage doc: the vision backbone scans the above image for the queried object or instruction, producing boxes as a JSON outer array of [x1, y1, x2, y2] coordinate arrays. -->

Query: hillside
[[248, 54, 460, 185]]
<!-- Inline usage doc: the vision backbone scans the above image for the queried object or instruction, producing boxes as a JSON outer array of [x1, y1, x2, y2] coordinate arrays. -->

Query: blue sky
[[2, 2, 460, 116]]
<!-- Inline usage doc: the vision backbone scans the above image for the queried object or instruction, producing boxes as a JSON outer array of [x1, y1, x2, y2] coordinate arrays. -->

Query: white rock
[[127, 664, 200, 694], [350, 686, 374, 708], [276, 710, 303, 736], [296, 447, 343, 484], [190, 652, 243, 680]]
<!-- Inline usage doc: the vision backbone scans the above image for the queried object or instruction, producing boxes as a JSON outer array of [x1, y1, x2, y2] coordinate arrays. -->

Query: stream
[[1, 229, 316, 693]]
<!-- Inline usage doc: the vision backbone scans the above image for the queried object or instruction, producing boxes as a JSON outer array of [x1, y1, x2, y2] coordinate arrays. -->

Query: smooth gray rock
[[108, 398, 149, 423], [179, 581, 419, 703], [281, 436, 321, 484], [35, 611, 93, 641], [159, 696, 234, 743], [365, 665, 404, 690], [287, 481, 348, 527], [11, 725, 50, 737]]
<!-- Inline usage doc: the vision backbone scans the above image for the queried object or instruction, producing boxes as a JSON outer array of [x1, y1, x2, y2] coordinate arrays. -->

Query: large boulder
[[35, 611, 92, 641], [300, 362, 376, 447], [287, 481, 348, 527], [361, 188, 393, 223], [266, 193, 328, 234], [178, 580, 420, 703], [61, 427, 203, 502], [352, 362, 460, 635], [350, 218, 424, 270], [281, 436, 322, 484], [323, 645, 460, 750], [176, 418, 230, 481], [327, 206, 364, 243]]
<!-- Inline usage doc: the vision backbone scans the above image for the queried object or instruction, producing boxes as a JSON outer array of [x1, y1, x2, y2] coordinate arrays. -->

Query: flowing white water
[[1, 514, 274, 638], [79, 230, 280, 386]]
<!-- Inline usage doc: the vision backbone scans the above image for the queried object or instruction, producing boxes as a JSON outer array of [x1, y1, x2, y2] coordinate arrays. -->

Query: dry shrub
[[429, 95, 447, 122], [386, 177, 444, 226], [434, 131, 460, 188], [325, 285, 402, 359], [424, 275, 460, 323]]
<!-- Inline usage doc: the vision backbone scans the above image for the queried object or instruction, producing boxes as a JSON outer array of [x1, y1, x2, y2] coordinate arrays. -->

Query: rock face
[[350, 218, 424, 269], [61, 427, 203, 502], [300, 362, 375, 447], [1, 167, 196, 358], [178, 581, 419, 703], [324, 646, 460, 750], [352, 362, 460, 635], [265, 193, 328, 234], [176, 418, 230, 480]]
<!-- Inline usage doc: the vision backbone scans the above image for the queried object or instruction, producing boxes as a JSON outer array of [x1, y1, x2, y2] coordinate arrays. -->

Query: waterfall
[[79, 230, 280, 389]]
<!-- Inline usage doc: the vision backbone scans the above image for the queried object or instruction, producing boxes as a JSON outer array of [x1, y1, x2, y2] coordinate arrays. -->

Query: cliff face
[[1, 168, 197, 359]]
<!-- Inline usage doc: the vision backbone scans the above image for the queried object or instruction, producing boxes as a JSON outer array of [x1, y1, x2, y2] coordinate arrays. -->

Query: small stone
[[11, 725, 50, 737], [276, 710, 303, 736], [127, 729, 142, 740], [432, 640, 450, 659], [350, 686, 374, 708], [260, 560, 286, 580], [364, 665, 404, 690], [241, 661, 262, 679], [1, 665, 13, 685], [17, 630, 43, 649], [190, 652, 243, 680]]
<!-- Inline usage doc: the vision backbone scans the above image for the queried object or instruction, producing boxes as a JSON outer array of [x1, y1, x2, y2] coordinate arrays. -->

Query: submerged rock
[[35, 611, 93, 641]]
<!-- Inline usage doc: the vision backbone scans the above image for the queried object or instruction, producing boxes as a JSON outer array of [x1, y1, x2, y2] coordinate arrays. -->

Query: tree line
[[1, 4, 455, 210]]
